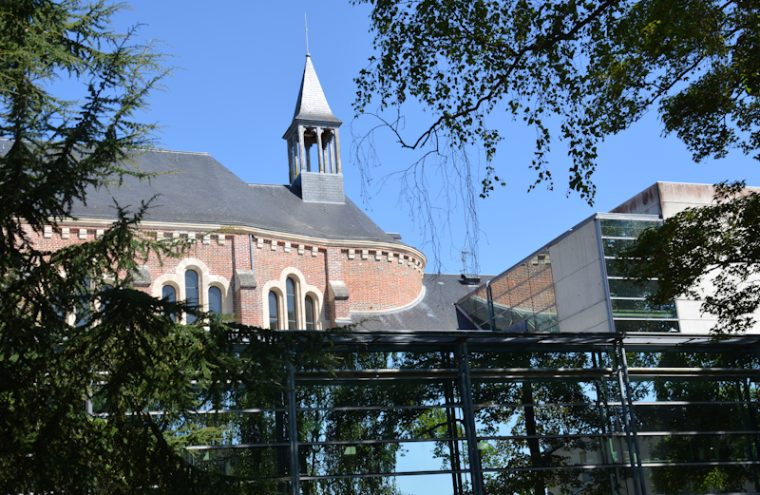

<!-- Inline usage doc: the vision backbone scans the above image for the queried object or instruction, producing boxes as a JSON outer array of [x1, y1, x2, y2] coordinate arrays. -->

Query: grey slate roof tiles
[[68, 147, 402, 244], [351, 274, 491, 331], [292, 55, 341, 124]]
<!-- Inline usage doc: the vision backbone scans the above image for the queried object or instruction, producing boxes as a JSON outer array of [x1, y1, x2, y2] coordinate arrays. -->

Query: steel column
[[486, 281, 495, 330], [740, 378, 760, 491], [443, 351, 464, 495], [287, 363, 300, 495], [457, 342, 484, 495], [614, 342, 646, 495], [592, 351, 622, 494]]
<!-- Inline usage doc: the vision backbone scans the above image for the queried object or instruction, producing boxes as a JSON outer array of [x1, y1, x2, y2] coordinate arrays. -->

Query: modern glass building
[[456, 213, 681, 334]]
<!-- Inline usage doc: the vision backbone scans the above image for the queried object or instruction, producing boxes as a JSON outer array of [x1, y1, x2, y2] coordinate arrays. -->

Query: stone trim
[[328, 280, 350, 301], [235, 269, 257, 289], [151, 257, 231, 321], [130, 265, 152, 287], [57, 217, 426, 261], [262, 267, 324, 330]]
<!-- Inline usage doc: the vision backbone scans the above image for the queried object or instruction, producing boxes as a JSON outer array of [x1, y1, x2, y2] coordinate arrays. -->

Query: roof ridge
[[0, 138, 210, 157], [136, 147, 210, 156], [247, 183, 289, 188]]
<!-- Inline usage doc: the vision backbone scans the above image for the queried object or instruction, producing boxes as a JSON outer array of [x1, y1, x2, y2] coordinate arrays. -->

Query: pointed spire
[[292, 55, 341, 124]]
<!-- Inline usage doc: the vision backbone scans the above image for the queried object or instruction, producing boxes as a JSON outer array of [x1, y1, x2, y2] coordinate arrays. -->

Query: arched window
[[304, 294, 316, 330], [162, 284, 177, 322], [268, 291, 281, 329], [208, 286, 222, 316], [286, 277, 298, 330], [185, 269, 200, 324]]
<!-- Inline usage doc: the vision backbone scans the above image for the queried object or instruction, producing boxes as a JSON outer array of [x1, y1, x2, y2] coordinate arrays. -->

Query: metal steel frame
[[202, 330, 760, 494]]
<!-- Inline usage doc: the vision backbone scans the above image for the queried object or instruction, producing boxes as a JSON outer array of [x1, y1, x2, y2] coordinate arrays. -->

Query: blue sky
[[113, 1, 757, 277]]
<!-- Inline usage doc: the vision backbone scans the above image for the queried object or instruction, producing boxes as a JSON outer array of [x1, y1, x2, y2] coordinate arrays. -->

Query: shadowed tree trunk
[[522, 381, 545, 495]]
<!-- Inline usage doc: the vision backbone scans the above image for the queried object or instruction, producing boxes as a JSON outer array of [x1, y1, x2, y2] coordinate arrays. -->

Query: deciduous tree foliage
[[622, 182, 760, 334], [353, 0, 758, 202]]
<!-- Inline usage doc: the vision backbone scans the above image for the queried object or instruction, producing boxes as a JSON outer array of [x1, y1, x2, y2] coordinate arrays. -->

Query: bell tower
[[283, 54, 344, 203]]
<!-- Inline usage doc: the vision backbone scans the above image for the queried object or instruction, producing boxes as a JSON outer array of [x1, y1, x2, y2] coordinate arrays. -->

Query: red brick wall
[[249, 237, 328, 327], [26, 223, 426, 327], [342, 249, 424, 312]]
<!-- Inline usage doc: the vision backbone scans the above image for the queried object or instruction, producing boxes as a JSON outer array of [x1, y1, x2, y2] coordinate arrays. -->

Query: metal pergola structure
[[188, 330, 760, 495]]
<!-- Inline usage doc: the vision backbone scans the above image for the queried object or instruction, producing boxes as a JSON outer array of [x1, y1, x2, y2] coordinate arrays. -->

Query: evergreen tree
[[0, 1, 231, 491]]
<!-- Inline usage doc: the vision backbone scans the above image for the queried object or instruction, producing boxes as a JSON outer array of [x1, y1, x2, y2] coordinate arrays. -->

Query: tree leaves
[[353, 0, 758, 202], [621, 181, 760, 334]]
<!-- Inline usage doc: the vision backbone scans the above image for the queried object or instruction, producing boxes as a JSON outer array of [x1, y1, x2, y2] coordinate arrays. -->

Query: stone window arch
[[262, 267, 323, 330], [208, 285, 223, 316], [268, 289, 283, 330], [151, 258, 230, 324]]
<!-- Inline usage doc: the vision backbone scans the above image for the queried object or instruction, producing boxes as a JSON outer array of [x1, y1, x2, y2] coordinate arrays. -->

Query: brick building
[[16, 54, 757, 337], [20, 55, 431, 330]]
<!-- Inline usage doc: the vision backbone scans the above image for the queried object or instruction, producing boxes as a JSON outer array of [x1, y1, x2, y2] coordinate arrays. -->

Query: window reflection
[[286, 277, 298, 330], [305, 295, 316, 330], [185, 269, 199, 324], [166, 336, 760, 494], [458, 250, 558, 332], [268, 290, 281, 330], [601, 218, 679, 333], [208, 286, 222, 316], [161, 284, 177, 322]]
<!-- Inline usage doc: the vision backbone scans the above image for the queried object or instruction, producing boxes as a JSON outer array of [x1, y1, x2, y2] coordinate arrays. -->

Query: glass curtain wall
[[599, 218, 680, 333], [108, 331, 759, 494], [458, 251, 558, 332]]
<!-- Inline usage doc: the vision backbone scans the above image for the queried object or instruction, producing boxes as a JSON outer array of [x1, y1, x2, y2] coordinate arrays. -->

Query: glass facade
[[129, 331, 760, 494], [457, 250, 558, 332], [600, 218, 680, 333], [458, 215, 681, 334]]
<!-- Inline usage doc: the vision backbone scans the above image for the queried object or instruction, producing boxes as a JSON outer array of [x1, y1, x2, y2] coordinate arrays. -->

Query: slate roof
[[65, 147, 402, 244], [351, 274, 491, 331], [292, 55, 341, 124]]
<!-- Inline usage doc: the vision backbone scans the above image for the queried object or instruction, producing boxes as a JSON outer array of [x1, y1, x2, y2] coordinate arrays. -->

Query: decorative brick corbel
[[328, 280, 349, 301], [235, 269, 257, 289], [130, 265, 152, 287]]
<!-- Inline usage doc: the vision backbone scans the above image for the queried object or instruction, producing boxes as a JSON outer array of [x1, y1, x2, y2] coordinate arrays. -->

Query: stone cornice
[[54, 217, 427, 265]]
